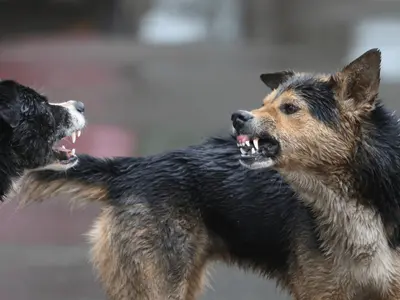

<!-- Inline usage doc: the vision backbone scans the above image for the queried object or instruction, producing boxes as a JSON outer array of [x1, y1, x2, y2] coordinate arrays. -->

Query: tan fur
[[284, 171, 400, 299], [11, 173, 108, 209], [252, 89, 353, 170], [88, 206, 211, 300]]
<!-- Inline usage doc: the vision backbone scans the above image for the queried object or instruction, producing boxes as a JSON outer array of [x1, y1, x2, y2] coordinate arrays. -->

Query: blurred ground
[[0, 245, 289, 300]]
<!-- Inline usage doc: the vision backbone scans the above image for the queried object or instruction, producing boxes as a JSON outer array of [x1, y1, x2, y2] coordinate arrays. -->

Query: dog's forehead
[[264, 74, 323, 103], [17, 84, 47, 103], [264, 73, 340, 127], [276, 73, 326, 96]]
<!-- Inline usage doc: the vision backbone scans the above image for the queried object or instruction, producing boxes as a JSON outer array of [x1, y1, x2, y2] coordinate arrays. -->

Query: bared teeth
[[71, 130, 82, 143], [236, 137, 261, 156], [253, 138, 259, 150], [71, 132, 77, 143]]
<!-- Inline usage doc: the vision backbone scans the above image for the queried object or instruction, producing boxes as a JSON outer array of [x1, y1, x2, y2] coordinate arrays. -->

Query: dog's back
[[16, 136, 318, 299]]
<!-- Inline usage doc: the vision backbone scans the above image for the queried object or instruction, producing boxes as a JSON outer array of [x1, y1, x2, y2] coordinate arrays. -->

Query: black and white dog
[[0, 79, 86, 201]]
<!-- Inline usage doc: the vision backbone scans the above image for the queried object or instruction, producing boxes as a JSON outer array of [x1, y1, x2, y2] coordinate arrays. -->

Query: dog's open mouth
[[236, 134, 280, 169], [52, 130, 82, 165]]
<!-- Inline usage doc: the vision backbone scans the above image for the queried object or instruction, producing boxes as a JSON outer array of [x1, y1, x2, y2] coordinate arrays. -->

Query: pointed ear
[[260, 71, 294, 90], [0, 80, 21, 128], [334, 48, 381, 113]]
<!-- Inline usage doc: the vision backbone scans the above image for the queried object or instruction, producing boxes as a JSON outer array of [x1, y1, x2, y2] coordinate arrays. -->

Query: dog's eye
[[280, 103, 300, 115]]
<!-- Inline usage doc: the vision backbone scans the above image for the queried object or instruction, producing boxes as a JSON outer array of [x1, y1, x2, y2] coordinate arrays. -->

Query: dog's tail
[[14, 154, 128, 209]]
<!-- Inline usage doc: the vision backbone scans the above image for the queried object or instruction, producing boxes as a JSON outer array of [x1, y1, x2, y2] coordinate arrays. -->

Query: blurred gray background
[[1, 0, 400, 299]]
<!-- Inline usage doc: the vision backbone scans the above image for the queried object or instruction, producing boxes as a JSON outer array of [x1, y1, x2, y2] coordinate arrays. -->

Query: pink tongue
[[237, 135, 250, 143]]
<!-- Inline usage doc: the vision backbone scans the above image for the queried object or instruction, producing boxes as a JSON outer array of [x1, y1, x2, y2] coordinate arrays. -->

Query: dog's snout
[[231, 110, 254, 131], [72, 101, 85, 114]]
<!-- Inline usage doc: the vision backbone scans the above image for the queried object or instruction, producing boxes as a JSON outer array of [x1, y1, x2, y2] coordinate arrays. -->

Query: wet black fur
[[352, 102, 400, 247], [29, 136, 319, 281], [0, 79, 73, 201]]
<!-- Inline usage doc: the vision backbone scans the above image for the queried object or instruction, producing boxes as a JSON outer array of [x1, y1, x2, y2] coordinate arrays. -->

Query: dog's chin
[[38, 156, 79, 171], [239, 156, 275, 170]]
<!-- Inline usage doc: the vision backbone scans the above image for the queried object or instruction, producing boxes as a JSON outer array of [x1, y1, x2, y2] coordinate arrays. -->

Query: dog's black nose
[[231, 110, 254, 130], [73, 101, 85, 114]]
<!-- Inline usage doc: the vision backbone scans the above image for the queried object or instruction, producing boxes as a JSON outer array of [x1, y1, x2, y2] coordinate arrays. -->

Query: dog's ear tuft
[[260, 71, 295, 90], [0, 80, 21, 128], [334, 48, 381, 114]]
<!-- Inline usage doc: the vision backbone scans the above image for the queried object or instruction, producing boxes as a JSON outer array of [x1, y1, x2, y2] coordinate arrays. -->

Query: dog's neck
[[280, 105, 400, 256], [281, 169, 388, 262]]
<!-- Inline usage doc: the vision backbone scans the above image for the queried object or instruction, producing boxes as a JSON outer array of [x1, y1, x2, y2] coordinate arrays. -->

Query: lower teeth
[[239, 147, 258, 156]]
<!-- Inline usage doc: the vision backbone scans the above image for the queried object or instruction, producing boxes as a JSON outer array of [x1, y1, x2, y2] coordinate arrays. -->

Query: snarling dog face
[[231, 49, 381, 171], [0, 80, 86, 172]]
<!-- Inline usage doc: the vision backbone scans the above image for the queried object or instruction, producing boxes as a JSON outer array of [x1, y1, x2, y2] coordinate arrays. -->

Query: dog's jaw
[[46, 100, 86, 171], [239, 158, 275, 169], [36, 158, 80, 172]]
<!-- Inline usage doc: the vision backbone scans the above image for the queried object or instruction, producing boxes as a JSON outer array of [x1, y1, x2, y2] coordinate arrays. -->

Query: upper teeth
[[71, 130, 82, 143], [237, 137, 260, 156], [71, 132, 76, 143], [253, 138, 259, 150]]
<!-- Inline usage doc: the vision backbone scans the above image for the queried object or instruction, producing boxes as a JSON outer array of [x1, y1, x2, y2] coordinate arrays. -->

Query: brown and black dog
[[12, 49, 397, 300], [232, 48, 400, 299]]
